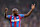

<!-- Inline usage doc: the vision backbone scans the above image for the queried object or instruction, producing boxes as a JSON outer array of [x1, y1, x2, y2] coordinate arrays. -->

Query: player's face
[[13, 11, 18, 15]]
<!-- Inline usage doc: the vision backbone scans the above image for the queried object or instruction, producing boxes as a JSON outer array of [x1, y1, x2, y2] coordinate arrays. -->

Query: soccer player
[[5, 4, 35, 27]]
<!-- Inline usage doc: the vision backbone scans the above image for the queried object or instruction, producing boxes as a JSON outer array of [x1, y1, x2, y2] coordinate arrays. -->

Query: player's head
[[12, 8, 18, 15]]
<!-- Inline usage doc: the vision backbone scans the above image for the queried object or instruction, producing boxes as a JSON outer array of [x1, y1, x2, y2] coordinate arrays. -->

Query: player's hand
[[5, 8, 8, 12], [31, 4, 35, 10]]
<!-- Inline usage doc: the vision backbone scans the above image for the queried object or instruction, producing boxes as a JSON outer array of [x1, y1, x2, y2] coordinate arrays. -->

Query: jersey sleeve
[[19, 14, 24, 18], [7, 15, 11, 18]]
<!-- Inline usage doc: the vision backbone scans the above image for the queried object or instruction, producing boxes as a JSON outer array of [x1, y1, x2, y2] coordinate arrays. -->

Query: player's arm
[[5, 8, 8, 19], [24, 4, 35, 17]]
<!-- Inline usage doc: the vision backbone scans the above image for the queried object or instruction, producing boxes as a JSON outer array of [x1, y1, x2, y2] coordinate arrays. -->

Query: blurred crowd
[[0, 0, 40, 27]]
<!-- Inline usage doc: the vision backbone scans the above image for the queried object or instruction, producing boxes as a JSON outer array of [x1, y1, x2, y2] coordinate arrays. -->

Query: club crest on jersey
[[17, 16, 19, 18], [12, 17, 13, 18]]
